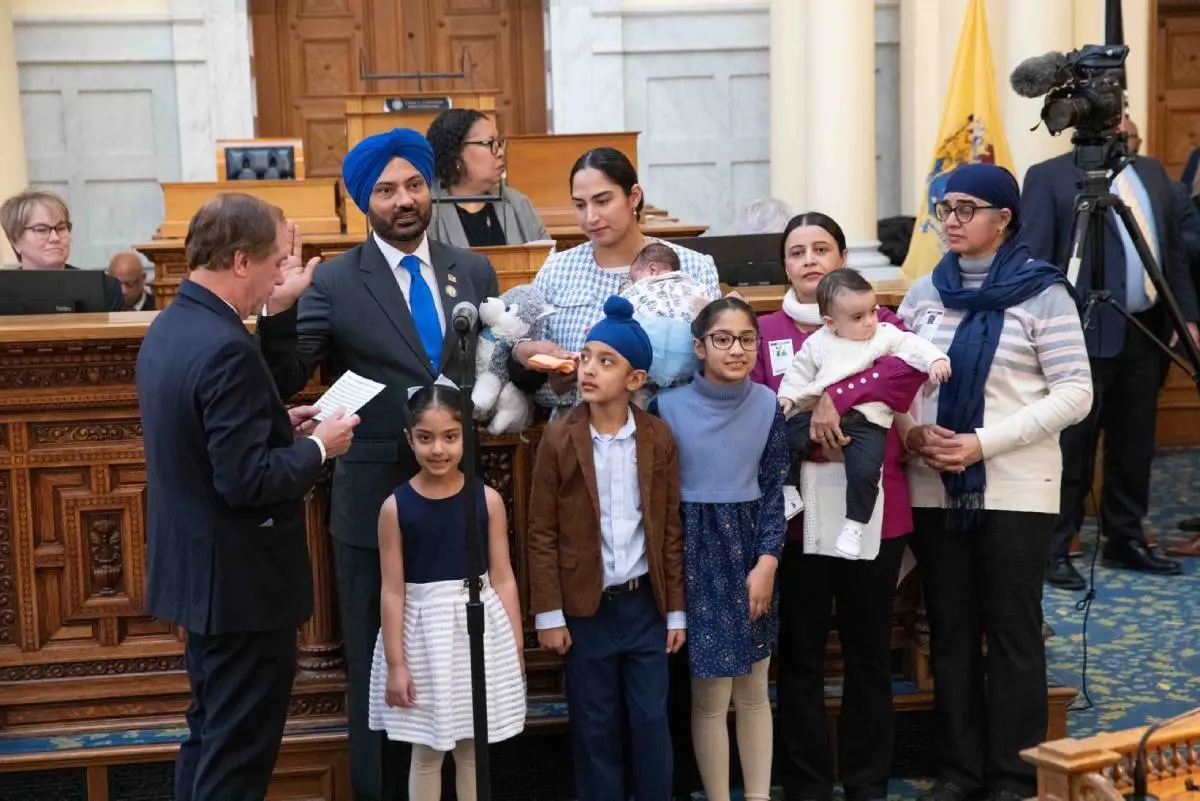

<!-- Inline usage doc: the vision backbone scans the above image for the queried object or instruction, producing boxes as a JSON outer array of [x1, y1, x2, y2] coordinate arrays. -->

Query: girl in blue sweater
[[654, 297, 789, 801]]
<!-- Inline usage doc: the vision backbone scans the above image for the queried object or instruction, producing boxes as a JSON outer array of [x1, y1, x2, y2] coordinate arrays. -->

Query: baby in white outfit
[[777, 270, 950, 557]]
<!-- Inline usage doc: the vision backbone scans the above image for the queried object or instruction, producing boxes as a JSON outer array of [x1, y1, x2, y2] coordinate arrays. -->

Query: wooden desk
[[505, 131, 640, 210], [727, 281, 909, 313], [136, 239, 554, 308], [157, 179, 341, 239]]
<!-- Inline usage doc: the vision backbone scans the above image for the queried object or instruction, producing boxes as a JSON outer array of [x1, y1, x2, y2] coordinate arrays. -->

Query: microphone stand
[[454, 314, 492, 801]]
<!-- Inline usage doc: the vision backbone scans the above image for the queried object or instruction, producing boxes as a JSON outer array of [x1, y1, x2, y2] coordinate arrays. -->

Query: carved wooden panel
[[0, 471, 14, 647], [1154, 9, 1200, 177]]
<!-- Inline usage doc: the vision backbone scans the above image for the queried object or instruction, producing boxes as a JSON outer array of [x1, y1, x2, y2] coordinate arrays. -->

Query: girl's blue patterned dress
[[655, 376, 790, 680]]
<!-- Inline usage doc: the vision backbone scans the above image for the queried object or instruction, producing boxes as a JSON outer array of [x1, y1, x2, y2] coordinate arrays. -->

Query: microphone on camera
[[1011, 51, 1069, 98], [451, 301, 479, 334]]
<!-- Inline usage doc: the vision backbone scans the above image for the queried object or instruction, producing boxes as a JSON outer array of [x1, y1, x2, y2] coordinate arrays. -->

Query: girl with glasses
[[652, 297, 789, 801], [425, 108, 548, 248]]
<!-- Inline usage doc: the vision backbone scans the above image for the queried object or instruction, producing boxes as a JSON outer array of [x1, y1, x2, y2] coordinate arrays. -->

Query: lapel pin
[[445, 284, 458, 298]]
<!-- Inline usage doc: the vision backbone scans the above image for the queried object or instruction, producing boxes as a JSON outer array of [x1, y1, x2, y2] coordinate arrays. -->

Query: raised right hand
[[312, 407, 360, 459], [267, 221, 320, 314], [538, 626, 572, 655]]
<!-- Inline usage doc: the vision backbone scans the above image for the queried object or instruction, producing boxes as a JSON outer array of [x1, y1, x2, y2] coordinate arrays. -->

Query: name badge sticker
[[918, 309, 944, 341], [768, 339, 794, 376]]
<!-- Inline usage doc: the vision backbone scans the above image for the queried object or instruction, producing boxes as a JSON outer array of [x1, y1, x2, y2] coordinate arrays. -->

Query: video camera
[[1010, 43, 1130, 169]]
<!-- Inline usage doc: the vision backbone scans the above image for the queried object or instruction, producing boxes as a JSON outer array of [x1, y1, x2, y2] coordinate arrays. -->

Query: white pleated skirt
[[367, 577, 526, 751]]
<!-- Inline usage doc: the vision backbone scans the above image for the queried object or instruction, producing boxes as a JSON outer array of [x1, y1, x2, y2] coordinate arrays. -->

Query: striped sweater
[[896, 259, 1093, 515]]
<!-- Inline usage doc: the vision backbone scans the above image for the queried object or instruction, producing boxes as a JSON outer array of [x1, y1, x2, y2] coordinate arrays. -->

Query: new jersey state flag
[[902, 0, 1015, 281]]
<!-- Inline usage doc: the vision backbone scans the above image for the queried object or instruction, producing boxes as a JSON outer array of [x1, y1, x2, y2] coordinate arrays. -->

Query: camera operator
[[1021, 114, 1199, 589]]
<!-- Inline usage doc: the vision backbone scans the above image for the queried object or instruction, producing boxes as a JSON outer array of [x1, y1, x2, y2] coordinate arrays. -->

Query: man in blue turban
[[256, 124, 506, 799], [341, 127, 437, 246]]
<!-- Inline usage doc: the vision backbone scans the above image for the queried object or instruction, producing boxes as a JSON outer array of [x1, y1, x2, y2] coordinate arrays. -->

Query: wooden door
[[250, 0, 547, 179], [1152, 2, 1200, 180]]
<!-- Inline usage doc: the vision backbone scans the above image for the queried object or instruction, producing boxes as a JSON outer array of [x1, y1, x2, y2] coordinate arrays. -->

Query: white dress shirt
[[535, 410, 686, 631], [373, 232, 447, 334]]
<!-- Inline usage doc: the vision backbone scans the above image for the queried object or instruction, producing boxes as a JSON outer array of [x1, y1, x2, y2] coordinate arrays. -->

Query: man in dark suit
[[1021, 116, 1198, 589], [138, 193, 359, 800], [259, 128, 515, 800], [108, 251, 157, 310]]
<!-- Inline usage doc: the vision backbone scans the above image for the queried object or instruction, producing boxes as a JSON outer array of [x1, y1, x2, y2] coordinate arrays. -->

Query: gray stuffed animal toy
[[473, 283, 556, 435]]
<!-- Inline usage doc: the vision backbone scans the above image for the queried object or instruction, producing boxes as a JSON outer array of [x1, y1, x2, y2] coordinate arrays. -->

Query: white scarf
[[781, 288, 823, 326]]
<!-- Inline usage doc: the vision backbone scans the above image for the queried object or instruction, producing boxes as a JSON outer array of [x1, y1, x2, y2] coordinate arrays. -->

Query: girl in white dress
[[367, 379, 526, 800]]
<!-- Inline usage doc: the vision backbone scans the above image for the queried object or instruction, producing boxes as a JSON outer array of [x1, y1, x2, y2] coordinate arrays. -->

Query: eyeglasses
[[933, 202, 997, 224], [705, 332, 760, 351], [464, 137, 505, 156], [23, 222, 72, 238]]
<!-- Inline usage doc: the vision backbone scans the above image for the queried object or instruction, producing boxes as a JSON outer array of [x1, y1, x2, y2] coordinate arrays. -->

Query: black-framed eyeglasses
[[933, 202, 997, 224], [464, 137, 505, 156], [23, 222, 72, 238], [705, 332, 759, 351]]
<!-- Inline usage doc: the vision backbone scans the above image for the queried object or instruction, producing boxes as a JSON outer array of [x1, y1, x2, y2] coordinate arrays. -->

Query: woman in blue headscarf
[[895, 164, 1093, 801]]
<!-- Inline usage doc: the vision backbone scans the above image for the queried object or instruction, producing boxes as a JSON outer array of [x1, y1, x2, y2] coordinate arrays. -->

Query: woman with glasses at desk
[[0, 188, 124, 311], [425, 108, 549, 248]]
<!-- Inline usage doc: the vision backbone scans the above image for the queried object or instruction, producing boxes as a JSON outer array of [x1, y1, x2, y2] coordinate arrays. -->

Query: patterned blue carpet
[[1043, 447, 1200, 737]]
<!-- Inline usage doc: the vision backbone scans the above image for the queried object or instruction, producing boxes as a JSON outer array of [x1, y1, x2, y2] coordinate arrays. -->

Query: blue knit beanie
[[341, 128, 434, 214], [587, 296, 653, 372], [944, 163, 1021, 228]]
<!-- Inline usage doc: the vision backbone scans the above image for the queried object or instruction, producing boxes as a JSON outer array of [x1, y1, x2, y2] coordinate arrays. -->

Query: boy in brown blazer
[[528, 296, 686, 801]]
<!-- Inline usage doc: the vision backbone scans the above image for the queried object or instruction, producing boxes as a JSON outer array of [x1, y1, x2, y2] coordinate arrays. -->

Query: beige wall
[[0, 0, 25, 264], [12, 0, 169, 14]]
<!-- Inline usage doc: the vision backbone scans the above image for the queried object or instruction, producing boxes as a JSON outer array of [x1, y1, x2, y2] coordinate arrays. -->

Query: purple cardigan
[[750, 307, 925, 542]]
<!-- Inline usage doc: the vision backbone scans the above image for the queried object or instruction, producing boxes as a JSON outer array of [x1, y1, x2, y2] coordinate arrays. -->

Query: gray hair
[[736, 197, 795, 235]]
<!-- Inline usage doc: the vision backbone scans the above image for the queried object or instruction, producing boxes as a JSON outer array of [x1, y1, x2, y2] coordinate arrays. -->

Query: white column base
[[845, 239, 894, 269]]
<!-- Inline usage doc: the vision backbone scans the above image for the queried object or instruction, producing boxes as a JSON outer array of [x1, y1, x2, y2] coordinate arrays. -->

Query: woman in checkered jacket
[[510, 147, 720, 411]]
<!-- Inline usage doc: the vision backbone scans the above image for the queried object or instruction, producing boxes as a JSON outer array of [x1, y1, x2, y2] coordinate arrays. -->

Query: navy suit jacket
[[137, 280, 324, 634], [259, 235, 499, 549], [1020, 153, 1199, 358]]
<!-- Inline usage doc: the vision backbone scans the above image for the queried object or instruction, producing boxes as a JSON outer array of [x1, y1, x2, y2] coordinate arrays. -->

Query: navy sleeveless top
[[394, 480, 490, 584]]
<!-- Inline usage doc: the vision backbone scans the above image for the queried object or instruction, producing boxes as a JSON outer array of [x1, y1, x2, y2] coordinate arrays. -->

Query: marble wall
[[548, 0, 903, 235], [12, 0, 253, 270]]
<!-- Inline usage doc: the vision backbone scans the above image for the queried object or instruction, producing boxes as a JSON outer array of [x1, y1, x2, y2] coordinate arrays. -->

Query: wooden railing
[[1022, 709, 1200, 801]]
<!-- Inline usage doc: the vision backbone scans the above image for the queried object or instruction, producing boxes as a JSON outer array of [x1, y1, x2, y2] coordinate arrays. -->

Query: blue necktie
[[401, 254, 442, 371]]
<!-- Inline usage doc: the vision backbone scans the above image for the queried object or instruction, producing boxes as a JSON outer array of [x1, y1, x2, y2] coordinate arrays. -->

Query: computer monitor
[[669, 233, 785, 287], [0, 269, 111, 315]]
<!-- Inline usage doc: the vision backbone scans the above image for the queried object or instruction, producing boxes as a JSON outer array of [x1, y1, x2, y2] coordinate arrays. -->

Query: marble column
[[805, 0, 893, 276], [768, 0, 807, 220], [1002, 0, 1074, 182], [0, 0, 26, 265]]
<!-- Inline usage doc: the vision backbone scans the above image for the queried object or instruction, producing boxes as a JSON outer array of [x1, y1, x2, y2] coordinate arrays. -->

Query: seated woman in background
[[0, 188, 124, 311], [425, 108, 549, 248]]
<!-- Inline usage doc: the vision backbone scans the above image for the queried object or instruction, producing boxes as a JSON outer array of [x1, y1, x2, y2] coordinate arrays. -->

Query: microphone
[[1010, 51, 1069, 98], [451, 301, 478, 334]]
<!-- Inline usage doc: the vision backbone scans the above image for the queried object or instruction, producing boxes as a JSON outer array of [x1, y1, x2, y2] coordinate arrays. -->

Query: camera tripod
[[1063, 135, 1200, 385]]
